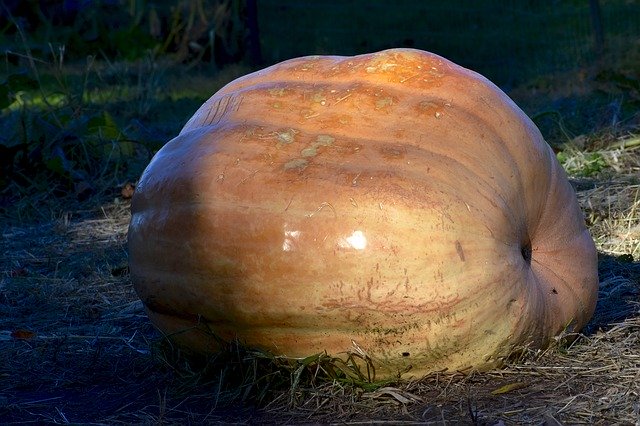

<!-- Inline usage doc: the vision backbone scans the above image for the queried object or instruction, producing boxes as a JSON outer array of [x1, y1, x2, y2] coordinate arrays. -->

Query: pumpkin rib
[[185, 67, 536, 186], [132, 228, 512, 327], [189, 85, 545, 245], [208, 52, 492, 101], [529, 259, 588, 334], [532, 231, 598, 318], [175, 159, 510, 248], [132, 225, 520, 333], [521, 140, 557, 241], [175, 121, 532, 247]]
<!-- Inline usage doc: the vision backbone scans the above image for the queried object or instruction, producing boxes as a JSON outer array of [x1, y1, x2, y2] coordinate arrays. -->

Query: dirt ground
[[1, 169, 639, 424]]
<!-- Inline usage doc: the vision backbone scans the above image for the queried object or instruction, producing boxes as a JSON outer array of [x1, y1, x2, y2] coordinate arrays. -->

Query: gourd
[[128, 48, 598, 379]]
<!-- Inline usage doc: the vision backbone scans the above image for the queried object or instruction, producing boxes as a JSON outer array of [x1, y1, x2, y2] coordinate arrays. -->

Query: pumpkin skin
[[128, 48, 598, 379]]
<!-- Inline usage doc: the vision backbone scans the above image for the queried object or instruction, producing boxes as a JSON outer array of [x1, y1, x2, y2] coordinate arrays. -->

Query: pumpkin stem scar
[[521, 241, 532, 265]]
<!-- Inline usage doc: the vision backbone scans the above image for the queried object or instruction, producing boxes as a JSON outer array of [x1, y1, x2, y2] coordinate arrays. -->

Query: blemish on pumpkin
[[418, 100, 445, 117], [312, 92, 327, 105], [276, 128, 297, 144], [316, 134, 335, 146], [455, 240, 465, 262], [428, 67, 445, 78], [338, 115, 352, 125], [299, 61, 317, 71], [268, 88, 286, 96], [380, 146, 405, 160], [351, 172, 362, 186], [301, 109, 319, 119], [284, 158, 308, 171], [300, 135, 335, 158], [376, 97, 393, 110], [301, 147, 317, 157]]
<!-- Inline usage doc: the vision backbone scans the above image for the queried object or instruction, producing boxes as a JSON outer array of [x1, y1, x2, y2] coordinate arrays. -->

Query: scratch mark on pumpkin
[[202, 103, 214, 126], [203, 94, 242, 127], [455, 240, 465, 262], [284, 196, 294, 211], [400, 73, 419, 83], [333, 93, 352, 105], [238, 169, 259, 185], [306, 202, 336, 218]]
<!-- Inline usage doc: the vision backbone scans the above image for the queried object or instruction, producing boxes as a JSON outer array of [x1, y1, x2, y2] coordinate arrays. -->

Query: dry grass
[[1, 145, 639, 424]]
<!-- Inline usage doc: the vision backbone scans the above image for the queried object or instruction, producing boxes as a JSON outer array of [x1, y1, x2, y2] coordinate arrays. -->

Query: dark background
[[2, 0, 638, 85]]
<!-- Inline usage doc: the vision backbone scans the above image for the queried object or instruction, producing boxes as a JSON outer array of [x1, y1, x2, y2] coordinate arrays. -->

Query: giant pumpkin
[[128, 48, 598, 379]]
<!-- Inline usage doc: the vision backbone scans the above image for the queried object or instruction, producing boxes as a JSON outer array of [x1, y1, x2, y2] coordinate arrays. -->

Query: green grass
[[0, 46, 252, 221]]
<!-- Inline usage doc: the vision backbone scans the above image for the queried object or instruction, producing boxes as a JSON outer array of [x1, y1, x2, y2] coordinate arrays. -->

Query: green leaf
[[87, 112, 136, 158], [87, 112, 121, 140], [556, 151, 567, 164]]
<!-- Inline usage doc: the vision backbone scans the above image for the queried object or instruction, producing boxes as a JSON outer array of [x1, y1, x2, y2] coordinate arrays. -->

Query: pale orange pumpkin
[[128, 48, 598, 379]]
